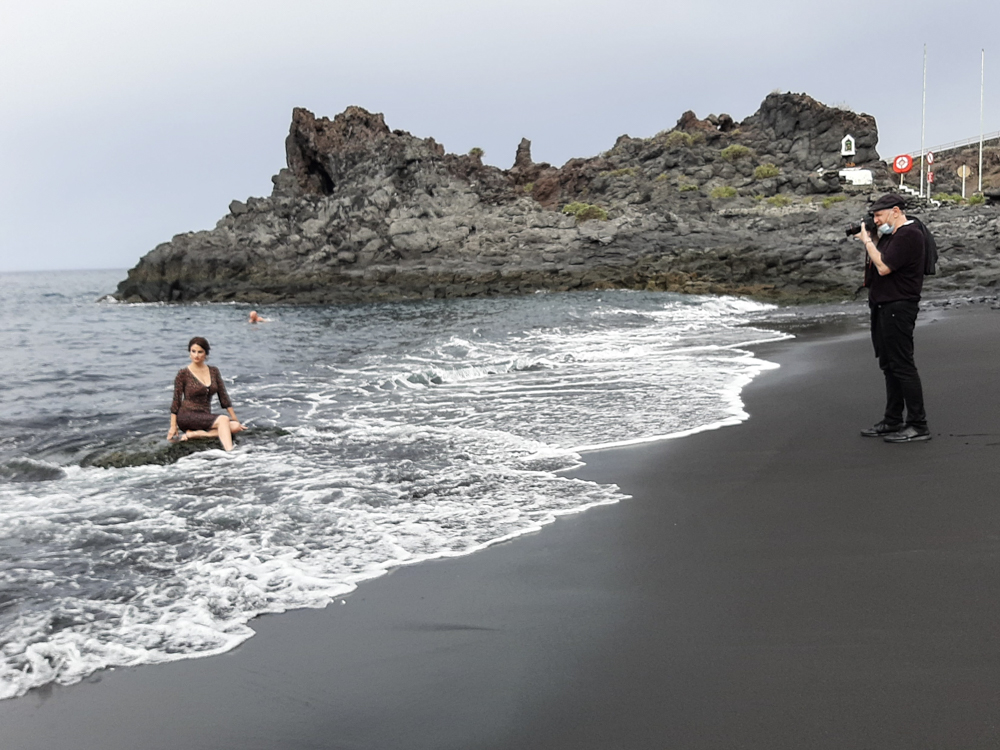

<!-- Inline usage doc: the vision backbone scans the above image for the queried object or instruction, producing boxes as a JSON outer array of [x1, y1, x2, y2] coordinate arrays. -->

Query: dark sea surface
[[0, 269, 792, 699]]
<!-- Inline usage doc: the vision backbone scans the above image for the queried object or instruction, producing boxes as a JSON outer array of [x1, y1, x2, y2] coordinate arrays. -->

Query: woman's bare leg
[[180, 421, 241, 449], [213, 416, 234, 451]]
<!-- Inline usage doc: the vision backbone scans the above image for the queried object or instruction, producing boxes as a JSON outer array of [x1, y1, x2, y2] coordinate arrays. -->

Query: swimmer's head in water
[[249, 311, 259, 322], [188, 336, 210, 356]]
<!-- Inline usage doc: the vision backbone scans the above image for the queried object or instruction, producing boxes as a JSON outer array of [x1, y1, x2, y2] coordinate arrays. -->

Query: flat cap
[[869, 193, 907, 212]]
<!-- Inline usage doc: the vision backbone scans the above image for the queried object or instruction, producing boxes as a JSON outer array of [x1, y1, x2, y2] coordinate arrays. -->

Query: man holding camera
[[857, 193, 930, 443]]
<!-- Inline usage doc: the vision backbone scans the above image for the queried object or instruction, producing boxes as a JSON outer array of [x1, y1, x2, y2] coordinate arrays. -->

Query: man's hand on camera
[[860, 224, 892, 276]]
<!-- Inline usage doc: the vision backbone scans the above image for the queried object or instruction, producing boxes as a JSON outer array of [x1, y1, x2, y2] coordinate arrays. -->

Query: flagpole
[[980, 49, 985, 195], [920, 44, 927, 198]]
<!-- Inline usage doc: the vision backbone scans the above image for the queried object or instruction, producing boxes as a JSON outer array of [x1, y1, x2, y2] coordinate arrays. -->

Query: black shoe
[[860, 420, 904, 437], [883, 425, 931, 443]]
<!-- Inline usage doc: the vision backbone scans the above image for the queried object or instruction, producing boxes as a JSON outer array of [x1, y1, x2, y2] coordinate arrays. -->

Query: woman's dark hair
[[188, 336, 211, 355]]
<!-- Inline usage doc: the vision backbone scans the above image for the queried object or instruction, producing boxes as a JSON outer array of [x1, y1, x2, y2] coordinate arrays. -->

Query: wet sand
[[3, 305, 1000, 750]]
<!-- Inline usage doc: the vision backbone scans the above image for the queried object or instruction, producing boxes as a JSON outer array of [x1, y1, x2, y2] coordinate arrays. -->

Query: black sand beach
[[3, 304, 1000, 750]]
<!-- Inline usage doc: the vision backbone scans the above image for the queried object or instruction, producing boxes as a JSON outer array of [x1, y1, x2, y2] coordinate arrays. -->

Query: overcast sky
[[1, 0, 997, 273]]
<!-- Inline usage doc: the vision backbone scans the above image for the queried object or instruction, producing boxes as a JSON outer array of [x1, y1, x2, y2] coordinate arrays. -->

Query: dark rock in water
[[0, 459, 66, 482], [80, 428, 290, 469], [113, 92, 1000, 306], [82, 437, 221, 468]]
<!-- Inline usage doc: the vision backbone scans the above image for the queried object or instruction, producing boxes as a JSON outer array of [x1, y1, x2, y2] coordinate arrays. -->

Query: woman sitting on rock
[[167, 336, 245, 451]]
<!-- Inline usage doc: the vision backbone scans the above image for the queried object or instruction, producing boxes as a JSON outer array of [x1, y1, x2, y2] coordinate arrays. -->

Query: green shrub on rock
[[468, 147, 484, 158], [720, 144, 752, 162], [710, 186, 737, 199], [767, 194, 792, 207], [821, 195, 848, 209], [754, 163, 780, 179], [969, 194, 986, 205], [934, 192, 963, 203], [562, 202, 609, 223], [663, 130, 695, 148], [678, 183, 699, 192]]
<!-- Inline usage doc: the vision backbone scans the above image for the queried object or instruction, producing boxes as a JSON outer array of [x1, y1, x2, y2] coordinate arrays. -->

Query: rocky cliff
[[115, 93, 1000, 305], [914, 137, 1000, 198]]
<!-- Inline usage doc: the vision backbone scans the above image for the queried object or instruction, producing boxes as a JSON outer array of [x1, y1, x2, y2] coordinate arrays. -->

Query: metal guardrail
[[905, 130, 1000, 157]]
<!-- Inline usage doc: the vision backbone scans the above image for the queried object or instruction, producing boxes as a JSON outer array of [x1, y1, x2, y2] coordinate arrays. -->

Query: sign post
[[926, 152, 934, 200], [957, 165, 972, 198], [981, 49, 986, 194], [893, 154, 914, 188], [920, 44, 927, 196]]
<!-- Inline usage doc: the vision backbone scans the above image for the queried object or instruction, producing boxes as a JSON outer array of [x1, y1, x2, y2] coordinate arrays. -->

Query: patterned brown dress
[[171, 366, 233, 431]]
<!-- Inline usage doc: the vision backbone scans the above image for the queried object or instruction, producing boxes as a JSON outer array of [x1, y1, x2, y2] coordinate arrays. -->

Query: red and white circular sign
[[893, 155, 913, 174], [926, 151, 935, 165]]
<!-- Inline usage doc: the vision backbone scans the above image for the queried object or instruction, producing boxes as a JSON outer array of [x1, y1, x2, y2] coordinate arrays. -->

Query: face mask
[[878, 222, 894, 236]]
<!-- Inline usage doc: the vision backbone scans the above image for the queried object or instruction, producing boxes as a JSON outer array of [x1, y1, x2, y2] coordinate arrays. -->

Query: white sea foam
[[0, 279, 792, 700]]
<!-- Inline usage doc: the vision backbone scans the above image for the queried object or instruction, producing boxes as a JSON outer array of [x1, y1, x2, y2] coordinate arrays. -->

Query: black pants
[[870, 300, 927, 428]]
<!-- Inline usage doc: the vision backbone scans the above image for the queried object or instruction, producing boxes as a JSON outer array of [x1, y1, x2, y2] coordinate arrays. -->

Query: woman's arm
[[214, 367, 233, 411], [171, 370, 185, 414], [168, 371, 184, 439], [213, 368, 238, 423]]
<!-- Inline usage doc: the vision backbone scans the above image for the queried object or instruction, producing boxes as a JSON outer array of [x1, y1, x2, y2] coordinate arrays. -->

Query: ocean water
[[0, 269, 791, 700]]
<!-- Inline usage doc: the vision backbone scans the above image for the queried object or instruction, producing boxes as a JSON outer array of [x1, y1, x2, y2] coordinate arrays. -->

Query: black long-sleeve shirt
[[866, 221, 926, 304]]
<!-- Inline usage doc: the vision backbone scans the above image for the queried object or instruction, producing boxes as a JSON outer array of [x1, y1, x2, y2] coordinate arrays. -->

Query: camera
[[845, 217, 877, 237]]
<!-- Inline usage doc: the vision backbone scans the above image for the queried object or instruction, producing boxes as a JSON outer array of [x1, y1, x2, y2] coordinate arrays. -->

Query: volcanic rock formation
[[115, 93, 1000, 305]]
